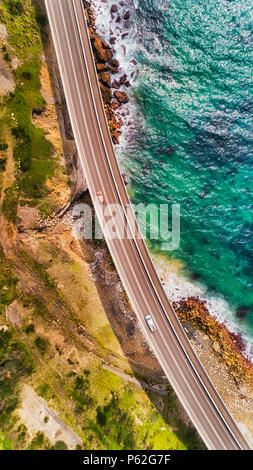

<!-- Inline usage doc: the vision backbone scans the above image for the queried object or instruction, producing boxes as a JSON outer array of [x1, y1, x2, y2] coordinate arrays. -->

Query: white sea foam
[[91, 0, 253, 362], [91, 0, 140, 153], [153, 254, 253, 361]]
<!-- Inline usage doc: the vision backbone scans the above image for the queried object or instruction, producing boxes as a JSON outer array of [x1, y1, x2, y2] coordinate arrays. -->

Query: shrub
[[75, 444, 83, 450], [0, 155, 7, 170], [29, 432, 45, 450], [0, 143, 8, 151], [93, 393, 136, 449], [0, 247, 18, 303], [7, 1, 24, 16], [2, 185, 19, 223], [37, 383, 49, 398], [36, 10, 47, 28], [4, 52, 11, 62], [34, 336, 49, 355], [25, 323, 35, 334], [11, 125, 29, 140], [53, 440, 68, 450], [0, 330, 33, 425], [72, 374, 93, 414], [22, 71, 32, 81]]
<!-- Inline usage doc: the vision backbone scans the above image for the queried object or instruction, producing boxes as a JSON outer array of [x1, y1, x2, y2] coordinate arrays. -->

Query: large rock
[[96, 63, 108, 72], [111, 101, 121, 110], [112, 134, 120, 145], [108, 65, 119, 74], [108, 58, 119, 74], [111, 79, 120, 89], [119, 74, 127, 85], [110, 58, 119, 68], [92, 35, 112, 63], [100, 37, 111, 50], [236, 305, 249, 320], [100, 83, 112, 104], [98, 71, 111, 88], [114, 90, 129, 104]]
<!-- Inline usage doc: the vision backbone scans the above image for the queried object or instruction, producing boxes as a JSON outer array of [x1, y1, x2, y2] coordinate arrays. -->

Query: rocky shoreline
[[83, 0, 133, 145], [173, 297, 253, 384]]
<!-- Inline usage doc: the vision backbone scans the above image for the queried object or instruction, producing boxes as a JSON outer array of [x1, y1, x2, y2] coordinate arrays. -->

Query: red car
[[96, 190, 104, 205]]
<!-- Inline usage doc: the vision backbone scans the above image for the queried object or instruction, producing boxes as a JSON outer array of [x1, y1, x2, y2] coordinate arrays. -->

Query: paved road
[[45, 0, 251, 450]]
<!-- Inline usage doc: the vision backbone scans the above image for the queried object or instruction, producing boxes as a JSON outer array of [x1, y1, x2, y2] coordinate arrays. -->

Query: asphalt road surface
[[45, 0, 251, 450]]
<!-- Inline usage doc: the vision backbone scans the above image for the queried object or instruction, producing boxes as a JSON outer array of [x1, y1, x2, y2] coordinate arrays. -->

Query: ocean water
[[92, 0, 253, 356]]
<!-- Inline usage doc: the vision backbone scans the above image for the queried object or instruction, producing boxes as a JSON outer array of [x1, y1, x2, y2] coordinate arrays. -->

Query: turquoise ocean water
[[93, 0, 253, 351]]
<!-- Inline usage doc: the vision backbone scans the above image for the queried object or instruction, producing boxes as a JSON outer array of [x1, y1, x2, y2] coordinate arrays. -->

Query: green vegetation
[[0, 0, 55, 221], [0, 245, 18, 306], [53, 440, 68, 450], [16, 424, 28, 445], [0, 156, 7, 171], [6, 71, 54, 218], [7, 1, 24, 17], [0, 144, 8, 151], [2, 184, 19, 223], [36, 382, 50, 399], [29, 433, 68, 450], [72, 374, 94, 414], [19, 249, 57, 291], [25, 323, 35, 334], [0, 141, 8, 171], [0, 328, 33, 427], [28, 431, 51, 450], [161, 388, 203, 450], [34, 336, 49, 356], [26, 296, 53, 323], [0, 432, 12, 450], [3, 51, 11, 62], [34, 3, 47, 30], [92, 393, 135, 449], [58, 367, 202, 451]]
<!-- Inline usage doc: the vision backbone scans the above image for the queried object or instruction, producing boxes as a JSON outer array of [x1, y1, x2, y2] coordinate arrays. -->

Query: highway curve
[[44, 0, 251, 450]]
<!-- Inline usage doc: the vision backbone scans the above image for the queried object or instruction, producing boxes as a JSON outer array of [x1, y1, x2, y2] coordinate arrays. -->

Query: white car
[[145, 315, 157, 333]]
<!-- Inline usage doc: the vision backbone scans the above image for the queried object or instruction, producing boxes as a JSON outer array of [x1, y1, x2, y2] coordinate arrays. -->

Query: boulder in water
[[236, 305, 249, 320], [92, 35, 112, 62], [114, 90, 129, 104], [98, 72, 111, 88]]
